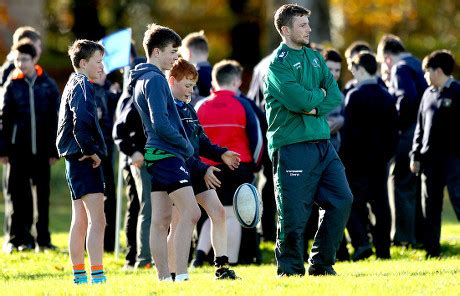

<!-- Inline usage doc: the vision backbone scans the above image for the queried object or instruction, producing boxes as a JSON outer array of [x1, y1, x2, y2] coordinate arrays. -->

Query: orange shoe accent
[[73, 263, 85, 270], [91, 265, 103, 271]]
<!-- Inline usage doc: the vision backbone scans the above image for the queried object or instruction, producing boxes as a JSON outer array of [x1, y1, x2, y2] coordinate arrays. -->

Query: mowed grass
[[0, 161, 459, 295]]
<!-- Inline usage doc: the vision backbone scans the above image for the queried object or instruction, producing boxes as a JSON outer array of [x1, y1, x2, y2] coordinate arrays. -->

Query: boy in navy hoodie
[[131, 24, 200, 282], [56, 40, 107, 284], [410, 50, 460, 257]]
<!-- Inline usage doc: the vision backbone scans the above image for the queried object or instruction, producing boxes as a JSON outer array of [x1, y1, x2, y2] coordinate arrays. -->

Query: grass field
[[0, 161, 459, 295]]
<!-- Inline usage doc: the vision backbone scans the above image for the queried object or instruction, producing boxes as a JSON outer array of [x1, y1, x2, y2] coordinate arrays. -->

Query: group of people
[[0, 2, 458, 284]]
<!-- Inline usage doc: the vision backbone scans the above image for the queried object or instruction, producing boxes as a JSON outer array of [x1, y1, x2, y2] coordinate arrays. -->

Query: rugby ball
[[233, 183, 262, 228]]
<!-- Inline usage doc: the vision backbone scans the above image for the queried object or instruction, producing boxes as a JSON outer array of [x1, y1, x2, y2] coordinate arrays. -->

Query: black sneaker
[[351, 245, 374, 261], [35, 243, 58, 253], [307, 265, 337, 276], [215, 267, 240, 280]]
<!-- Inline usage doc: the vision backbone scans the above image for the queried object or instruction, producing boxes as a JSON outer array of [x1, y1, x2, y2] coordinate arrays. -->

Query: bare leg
[[169, 186, 201, 276], [69, 199, 88, 265], [225, 206, 241, 264], [150, 191, 173, 280], [196, 190, 227, 257], [81, 193, 106, 266], [167, 206, 180, 274]]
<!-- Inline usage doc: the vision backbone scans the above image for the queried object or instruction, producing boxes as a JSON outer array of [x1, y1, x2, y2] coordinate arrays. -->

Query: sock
[[175, 273, 189, 281], [214, 256, 229, 268], [171, 273, 176, 281], [73, 263, 87, 285], [195, 250, 206, 262], [90, 265, 106, 284]]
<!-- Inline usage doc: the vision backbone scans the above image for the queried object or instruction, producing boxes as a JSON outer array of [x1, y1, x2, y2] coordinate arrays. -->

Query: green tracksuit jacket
[[264, 43, 342, 157]]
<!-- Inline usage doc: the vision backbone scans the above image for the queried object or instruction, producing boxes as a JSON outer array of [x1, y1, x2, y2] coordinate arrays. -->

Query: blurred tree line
[[1, 0, 458, 88]]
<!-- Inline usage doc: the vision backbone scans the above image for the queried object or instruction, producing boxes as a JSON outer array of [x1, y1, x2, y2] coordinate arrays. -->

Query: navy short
[[146, 157, 191, 194], [190, 168, 209, 196], [214, 163, 255, 206], [65, 155, 105, 200]]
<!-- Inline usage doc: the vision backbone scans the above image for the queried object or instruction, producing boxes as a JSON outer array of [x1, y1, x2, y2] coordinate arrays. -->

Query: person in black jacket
[[167, 58, 241, 280], [0, 40, 60, 254], [377, 34, 428, 246], [410, 50, 460, 257], [56, 40, 107, 284], [341, 51, 399, 260]]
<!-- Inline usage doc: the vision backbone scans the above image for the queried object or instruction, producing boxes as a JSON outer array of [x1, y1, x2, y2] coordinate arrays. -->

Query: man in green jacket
[[264, 4, 353, 276]]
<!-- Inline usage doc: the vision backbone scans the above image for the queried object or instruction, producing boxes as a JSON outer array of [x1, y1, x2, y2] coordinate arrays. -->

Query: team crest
[[312, 58, 320, 68]]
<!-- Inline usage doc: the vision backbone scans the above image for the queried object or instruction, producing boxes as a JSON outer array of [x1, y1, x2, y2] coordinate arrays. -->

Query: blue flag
[[100, 28, 132, 73]]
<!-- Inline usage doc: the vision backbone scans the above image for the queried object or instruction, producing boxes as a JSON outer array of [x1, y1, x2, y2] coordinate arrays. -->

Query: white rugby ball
[[233, 183, 263, 228]]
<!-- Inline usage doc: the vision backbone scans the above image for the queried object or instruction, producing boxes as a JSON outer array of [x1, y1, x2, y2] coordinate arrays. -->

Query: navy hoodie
[[130, 63, 193, 161], [389, 53, 428, 132]]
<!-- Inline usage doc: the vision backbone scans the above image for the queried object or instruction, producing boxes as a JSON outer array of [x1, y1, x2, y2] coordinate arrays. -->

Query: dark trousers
[[260, 152, 277, 242], [3, 153, 51, 247], [388, 125, 418, 245], [347, 170, 391, 258], [122, 165, 140, 265], [273, 141, 353, 276], [102, 151, 116, 252], [421, 155, 460, 256]]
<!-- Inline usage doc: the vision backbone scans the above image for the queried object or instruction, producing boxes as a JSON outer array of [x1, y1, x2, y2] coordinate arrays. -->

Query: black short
[[65, 156, 105, 200], [146, 157, 191, 194], [190, 168, 209, 196], [214, 163, 255, 206]]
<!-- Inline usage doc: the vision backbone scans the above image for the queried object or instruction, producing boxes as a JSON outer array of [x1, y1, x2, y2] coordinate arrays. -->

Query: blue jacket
[[0, 65, 60, 157], [389, 54, 428, 132], [130, 63, 193, 161], [56, 73, 107, 158], [175, 100, 227, 177]]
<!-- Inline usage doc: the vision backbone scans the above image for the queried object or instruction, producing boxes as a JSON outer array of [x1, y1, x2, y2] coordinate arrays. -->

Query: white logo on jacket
[[312, 58, 320, 68]]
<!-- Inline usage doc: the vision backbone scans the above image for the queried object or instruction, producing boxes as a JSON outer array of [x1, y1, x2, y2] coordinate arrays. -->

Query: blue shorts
[[146, 157, 191, 194], [65, 155, 105, 200]]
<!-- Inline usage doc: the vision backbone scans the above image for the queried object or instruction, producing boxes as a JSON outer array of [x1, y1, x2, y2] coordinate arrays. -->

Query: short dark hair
[[143, 24, 181, 57], [377, 34, 405, 62], [68, 39, 105, 69], [12, 26, 41, 44], [423, 50, 455, 75], [323, 48, 342, 63], [274, 4, 311, 34], [352, 51, 377, 75], [345, 41, 371, 60], [212, 60, 243, 87], [13, 40, 37, 59], [182, 31, 209, 54]]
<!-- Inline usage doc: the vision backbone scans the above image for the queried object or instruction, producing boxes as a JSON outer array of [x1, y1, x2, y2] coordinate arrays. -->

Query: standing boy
[[131, 24, 200, 282], [0, 40, 60, 253], [264, 4, 353, 276], [410, 50, 460, 257], [341, 52, 398, 260], [56, 40, 107, 284]]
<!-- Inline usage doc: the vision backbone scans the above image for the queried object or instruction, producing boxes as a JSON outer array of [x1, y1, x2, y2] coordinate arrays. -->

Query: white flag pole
[[114, 65, 131, 259]]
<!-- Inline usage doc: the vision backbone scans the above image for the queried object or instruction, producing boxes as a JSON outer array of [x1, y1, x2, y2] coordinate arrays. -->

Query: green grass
[[0, 160, 459, 295]]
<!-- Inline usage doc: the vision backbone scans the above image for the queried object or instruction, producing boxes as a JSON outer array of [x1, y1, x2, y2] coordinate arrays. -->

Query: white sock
[[159, 276, 173, 282], [175, 273, 189, 282]]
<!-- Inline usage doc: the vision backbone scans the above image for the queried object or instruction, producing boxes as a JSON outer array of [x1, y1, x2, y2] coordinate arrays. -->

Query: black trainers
[[35, 243, 58, 253], [307, 265, 337, 276], [215, 267, 239, 280], [351, 245, 374, 261]]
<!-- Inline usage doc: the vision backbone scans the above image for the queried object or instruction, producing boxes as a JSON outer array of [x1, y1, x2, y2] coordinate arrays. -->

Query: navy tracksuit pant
[[273, 140, 353, 276]]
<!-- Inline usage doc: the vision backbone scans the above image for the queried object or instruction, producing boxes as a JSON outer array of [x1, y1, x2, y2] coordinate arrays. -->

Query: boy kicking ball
[[56, 40, 108, 284]]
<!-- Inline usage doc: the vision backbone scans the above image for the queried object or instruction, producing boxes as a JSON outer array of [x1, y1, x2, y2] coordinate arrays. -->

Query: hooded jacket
[[0, 65, 60, 157], [130, 63, 193, 161], [56, 73, 107, 158]]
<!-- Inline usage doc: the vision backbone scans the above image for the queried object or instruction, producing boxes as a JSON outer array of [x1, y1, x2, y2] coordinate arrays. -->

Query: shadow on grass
[[1, 272, 66, 281]]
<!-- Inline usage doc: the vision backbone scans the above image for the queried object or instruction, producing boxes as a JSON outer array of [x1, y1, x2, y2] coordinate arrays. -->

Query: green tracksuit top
[[264, 43, 342, 158]]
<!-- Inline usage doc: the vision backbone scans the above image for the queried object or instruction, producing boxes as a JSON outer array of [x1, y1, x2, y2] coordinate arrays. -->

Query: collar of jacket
[[11, 64, 44, 80]]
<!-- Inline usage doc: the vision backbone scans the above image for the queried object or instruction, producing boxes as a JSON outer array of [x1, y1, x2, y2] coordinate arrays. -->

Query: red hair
[[169, 58, 198, 81]]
